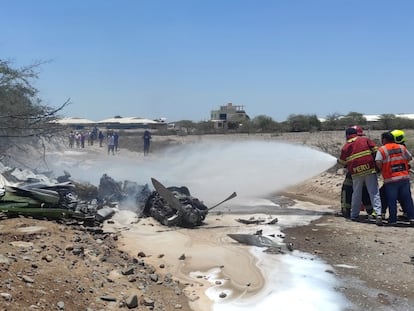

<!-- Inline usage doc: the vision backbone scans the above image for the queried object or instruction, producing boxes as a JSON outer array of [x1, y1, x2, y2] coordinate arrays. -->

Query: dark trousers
[[341, 173, 372, 217]]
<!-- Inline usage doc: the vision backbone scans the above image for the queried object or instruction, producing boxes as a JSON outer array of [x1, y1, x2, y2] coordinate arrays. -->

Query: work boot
[[367, 210, 377, 221], [376, 216, 383, 226], [398, 213, 409, 221]]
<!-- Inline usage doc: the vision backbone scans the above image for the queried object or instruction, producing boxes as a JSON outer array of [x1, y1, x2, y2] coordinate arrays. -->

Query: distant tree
[[195, 120, 215, 133], [370, 114, 414, 131], [286, 114, 321, 132], [251, 115, 279, 132], [0, 59, 68, 140], [339, 111, 367, 128], [237, 119, 256, 133], [322, 113, 342, 130], [174, 120, 196, 134], [376, 114, 396, 130], [396, 118, 414, 129]]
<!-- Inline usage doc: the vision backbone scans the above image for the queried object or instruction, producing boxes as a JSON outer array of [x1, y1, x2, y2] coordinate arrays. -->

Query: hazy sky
[[2, 0, 413, 122]]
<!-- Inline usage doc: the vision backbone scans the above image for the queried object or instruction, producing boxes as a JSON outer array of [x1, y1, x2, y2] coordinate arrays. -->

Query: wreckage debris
[[227, 233, 280, 248], [236, 217, 278, 225], [227, 233, 293, 254], [0, 162, 233, 229], [143, 178, 209, 228], [0, 165, 151, 225], [142, 178, 237, 228]]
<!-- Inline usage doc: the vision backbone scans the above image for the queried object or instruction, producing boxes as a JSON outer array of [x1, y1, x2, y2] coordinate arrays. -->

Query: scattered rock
[[125, 294, 138, 308]]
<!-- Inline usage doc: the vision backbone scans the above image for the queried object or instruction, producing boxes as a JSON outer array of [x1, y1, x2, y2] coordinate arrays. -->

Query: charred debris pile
[[0, 163, 221, 228], [0, 163, 295, 253]]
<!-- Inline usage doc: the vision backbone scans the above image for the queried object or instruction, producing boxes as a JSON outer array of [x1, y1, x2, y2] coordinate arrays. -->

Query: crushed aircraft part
[[98, 174, 124, 202], [0, 167, 155, 225], [227, 233, 293, 253], [97, 174, 151, 210], [71, 181, 98, 202], [235, 217, 278, 225], [227, 233, 282, 248], [56, 170, 71, 183], [0, 181, 91, 221], [95, 207, 117, 222], [0, 171, 115, 224], [143, 178, 209, 227], [208, 192, 237, 211]]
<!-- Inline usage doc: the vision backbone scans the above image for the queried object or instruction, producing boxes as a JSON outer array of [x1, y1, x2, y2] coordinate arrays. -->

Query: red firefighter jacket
[[339, 135, 378, 177], [377, 143, 410, 183]]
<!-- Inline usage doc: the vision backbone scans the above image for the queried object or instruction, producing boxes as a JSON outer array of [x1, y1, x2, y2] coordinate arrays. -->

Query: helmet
[[345, 127, 357, 139], [390, 129, 406, 144], [351, 125, 364, 136]]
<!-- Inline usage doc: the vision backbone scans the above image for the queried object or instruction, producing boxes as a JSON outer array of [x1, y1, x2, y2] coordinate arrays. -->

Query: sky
[[1, 0, 414, 123]]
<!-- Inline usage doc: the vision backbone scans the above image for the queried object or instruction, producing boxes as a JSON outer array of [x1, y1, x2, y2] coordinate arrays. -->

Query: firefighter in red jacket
[[338, 127, 383, 225], [340, 125, 373, 218], [375, 131, 414, 225]]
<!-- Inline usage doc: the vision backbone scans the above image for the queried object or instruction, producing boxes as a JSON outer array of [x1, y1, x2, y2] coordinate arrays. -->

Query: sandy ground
[[104, 200, 333, 311]]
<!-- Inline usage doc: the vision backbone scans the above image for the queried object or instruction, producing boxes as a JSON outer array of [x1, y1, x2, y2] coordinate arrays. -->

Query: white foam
[[195, 248, 350, 311]]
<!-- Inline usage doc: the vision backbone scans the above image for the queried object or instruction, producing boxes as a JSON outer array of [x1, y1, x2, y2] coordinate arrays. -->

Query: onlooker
[[87, 131, 93, 146], [338, 127, 382, 225], [107, 133, 115, 155], [68, 131, 75, 148], [80, 132, 85, 148], [98, 131, 104, 147], [114, 132, 119, 152], [92, 126, 98, 144], [143, 130, 151, 156], [75, 132, 81, 148], [375, 131, 414, 225]]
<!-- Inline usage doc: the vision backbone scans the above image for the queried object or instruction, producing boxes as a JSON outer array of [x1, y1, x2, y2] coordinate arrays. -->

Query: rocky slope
[[0, 216, 191, 310]]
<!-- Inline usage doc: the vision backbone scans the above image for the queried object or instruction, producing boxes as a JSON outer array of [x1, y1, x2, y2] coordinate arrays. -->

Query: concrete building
[[210, 103, 250, 129]]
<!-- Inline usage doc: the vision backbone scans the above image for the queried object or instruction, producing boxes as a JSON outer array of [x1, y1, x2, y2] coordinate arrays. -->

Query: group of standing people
[[68, 128, 119, 155], [68, 128, 152, 156], [68, 127, 100, 149], [339, 126, 414, 226]]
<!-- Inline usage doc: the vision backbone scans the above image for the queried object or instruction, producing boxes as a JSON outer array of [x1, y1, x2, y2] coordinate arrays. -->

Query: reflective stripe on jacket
[[378, 143, 410, 183], [339, 135, 378, 177]]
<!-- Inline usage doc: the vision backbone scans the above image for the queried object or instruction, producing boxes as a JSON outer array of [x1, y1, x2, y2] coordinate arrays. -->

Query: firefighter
[[375, 131, 414, 225], [379, 129, 411, 220], [339, 125, 374, 219], [338, 127, 382, 225], [390, 129, 406, 145]]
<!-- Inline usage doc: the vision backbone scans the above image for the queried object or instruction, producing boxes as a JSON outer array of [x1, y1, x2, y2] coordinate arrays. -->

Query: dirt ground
[[1, 131, 414, 310], [0, 216, 191, 311]]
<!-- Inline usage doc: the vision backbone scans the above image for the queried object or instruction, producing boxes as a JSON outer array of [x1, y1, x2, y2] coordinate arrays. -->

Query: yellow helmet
[[390, 129, 406, 144]]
